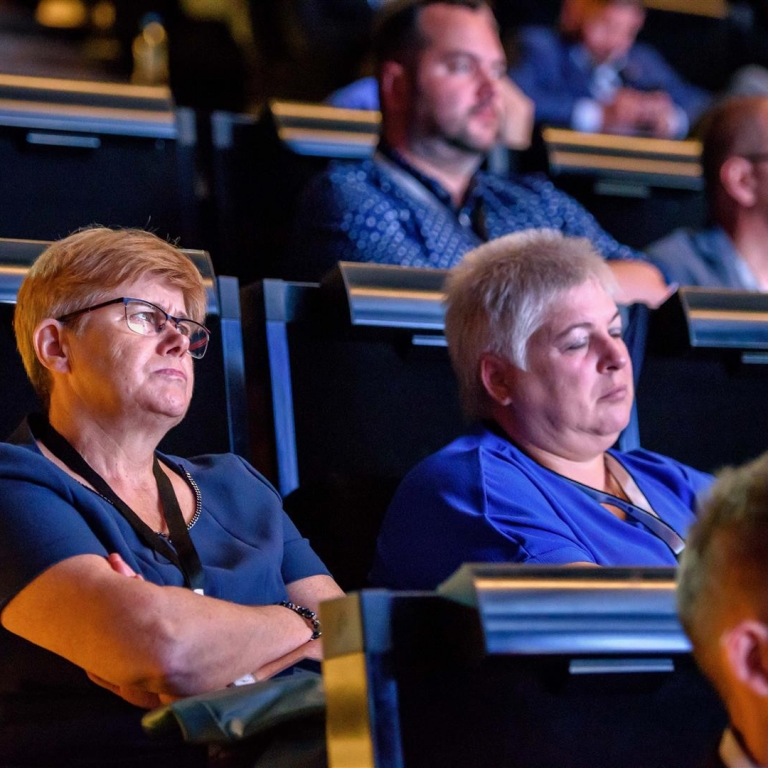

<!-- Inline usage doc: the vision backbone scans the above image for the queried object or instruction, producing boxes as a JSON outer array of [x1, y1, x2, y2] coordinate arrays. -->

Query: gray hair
[[677, 452, 768, 685], [443, 230, 616, 420]]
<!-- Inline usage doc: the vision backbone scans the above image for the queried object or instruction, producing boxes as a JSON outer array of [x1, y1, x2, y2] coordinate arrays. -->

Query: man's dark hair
[[373, 0, 492, 69]]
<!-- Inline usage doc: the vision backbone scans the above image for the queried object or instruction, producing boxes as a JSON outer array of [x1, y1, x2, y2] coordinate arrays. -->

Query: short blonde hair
[[444, 230, 616, 420], [15, 227, 207, 408]]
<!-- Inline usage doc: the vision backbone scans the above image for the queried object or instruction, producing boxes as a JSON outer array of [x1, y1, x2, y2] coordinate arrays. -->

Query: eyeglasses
[[56, 297, 210, 359]]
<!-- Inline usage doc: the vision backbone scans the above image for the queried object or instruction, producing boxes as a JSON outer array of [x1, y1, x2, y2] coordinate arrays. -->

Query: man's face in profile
[[408, 4, 507, 154]]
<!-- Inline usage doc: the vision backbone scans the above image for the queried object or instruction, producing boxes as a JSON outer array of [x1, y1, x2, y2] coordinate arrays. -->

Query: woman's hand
[[86, 670, 165, 709], [252, 639, 323, 682], [105, 553, 144, 580]]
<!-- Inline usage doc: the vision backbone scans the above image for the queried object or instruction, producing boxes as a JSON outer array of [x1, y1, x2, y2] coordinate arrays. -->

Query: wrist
[[277, 600, 322, 640]]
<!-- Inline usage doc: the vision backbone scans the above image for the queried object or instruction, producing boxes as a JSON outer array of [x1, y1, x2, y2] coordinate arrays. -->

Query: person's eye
[[446, 56, 475, 75], [565, 338, 588, 351], [130, 307, 166, 330], [129, 310, 155, 324], [609, 327, 623, 339]]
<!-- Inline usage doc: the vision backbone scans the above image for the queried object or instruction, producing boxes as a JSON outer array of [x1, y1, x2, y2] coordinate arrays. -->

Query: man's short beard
[[444, 131, 494, 155]]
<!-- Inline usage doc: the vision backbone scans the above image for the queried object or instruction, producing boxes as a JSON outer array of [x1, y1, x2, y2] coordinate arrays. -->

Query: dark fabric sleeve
[[0, 450, 109, 611], [289, 162, 439, 279], [626, 43, 711, 125], [229, 456, 331, 584], [645, 228, 710, 287], [280, 506, 332, 584], [536, 177, 647, 261], [325, 76, 379, 110], [509, 27, 584, 127]]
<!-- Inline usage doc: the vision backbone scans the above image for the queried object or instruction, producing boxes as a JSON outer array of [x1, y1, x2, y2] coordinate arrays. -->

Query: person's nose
[[598, 334, 629, 372], [477, 66, 501, 100], [158, 322, 190, 356]]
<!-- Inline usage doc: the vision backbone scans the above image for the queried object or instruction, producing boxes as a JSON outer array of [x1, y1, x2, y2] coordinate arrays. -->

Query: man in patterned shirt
[[291, 0, 669, 305]]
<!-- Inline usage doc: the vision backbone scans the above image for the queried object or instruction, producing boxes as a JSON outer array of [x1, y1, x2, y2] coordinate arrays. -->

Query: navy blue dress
[[0, 418, 329, 766]]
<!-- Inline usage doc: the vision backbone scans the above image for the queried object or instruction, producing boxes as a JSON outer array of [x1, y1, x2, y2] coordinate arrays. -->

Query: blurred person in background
[[294, 0, 668, 305], [648, 95, 768, 289], [509, 0, 710, 138]]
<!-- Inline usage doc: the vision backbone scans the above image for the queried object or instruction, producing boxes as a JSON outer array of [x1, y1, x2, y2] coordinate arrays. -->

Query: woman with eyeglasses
[[0, 227, 343, 766]]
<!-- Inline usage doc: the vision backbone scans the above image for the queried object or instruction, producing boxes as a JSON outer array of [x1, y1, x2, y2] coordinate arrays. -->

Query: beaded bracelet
[[278, 600, 322, 640]]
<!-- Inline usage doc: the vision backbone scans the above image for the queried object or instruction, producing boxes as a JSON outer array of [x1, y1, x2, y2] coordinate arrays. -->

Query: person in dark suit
[[678, 451, 768, 767], [509, 0, 710, 138]]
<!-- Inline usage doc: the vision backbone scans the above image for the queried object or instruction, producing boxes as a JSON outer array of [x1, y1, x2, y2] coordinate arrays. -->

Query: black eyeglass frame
[[56, 297, 211, 359]]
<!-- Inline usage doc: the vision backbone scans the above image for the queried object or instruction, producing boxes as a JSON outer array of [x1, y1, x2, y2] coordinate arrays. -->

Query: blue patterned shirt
[[290, 147, 644, 279]]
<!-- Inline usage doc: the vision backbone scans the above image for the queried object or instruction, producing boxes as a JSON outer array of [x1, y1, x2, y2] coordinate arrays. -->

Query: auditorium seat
[[0, 75, 201, 248], [323, 567, 727, 767], [240, 263, 462, 589], [519, 127, 707, 250], [636, 287, 768, 472], [209, 102, 378, 284], [283, 474, 400, 592]]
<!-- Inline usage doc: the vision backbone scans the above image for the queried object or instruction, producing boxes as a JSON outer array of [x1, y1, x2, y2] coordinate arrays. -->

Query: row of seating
[[0, 72, 708, 288], [240, 264, 768, 590], [0, 213, 729, 767], [4, 238, 768, 589], [322, 565, 727, 767]]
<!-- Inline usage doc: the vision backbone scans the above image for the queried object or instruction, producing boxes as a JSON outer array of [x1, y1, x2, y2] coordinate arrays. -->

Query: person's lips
[[471, 103, 499, 121], [154, 367, 187, 381], [599, 384, 629, 402]]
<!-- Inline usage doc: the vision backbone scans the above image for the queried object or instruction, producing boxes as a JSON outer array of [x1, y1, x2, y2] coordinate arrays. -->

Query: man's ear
[[33, 319, 71, 375], [720, 155, 758, 208], [479, 353, 516, 406], [379, 60, 410, 115], [723, 620, 768, 697]]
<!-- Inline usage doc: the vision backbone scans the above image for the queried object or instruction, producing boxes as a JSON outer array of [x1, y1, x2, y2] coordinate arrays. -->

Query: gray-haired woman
[[371, 229, 711, 589]]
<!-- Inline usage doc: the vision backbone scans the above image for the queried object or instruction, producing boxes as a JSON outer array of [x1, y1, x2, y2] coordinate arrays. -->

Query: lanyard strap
[[482, 421, 686, 558], [30, 414, 205, 593], [372, 150, 486, 246], [571, 479, 686, 558]]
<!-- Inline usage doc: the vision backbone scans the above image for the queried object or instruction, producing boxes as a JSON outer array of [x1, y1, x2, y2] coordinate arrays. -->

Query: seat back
[[209, 102, 379, 283], [0, 75, 201, 247], [636, 287, 768, 471], [527, 128, 707, 249]]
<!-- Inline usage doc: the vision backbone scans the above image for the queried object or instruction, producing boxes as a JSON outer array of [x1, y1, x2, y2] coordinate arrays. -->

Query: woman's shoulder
[[613, 447, 714, 492], [398, 426, 542, 496], [160, 452, 282, 503], [0, 419, 62, 485]]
